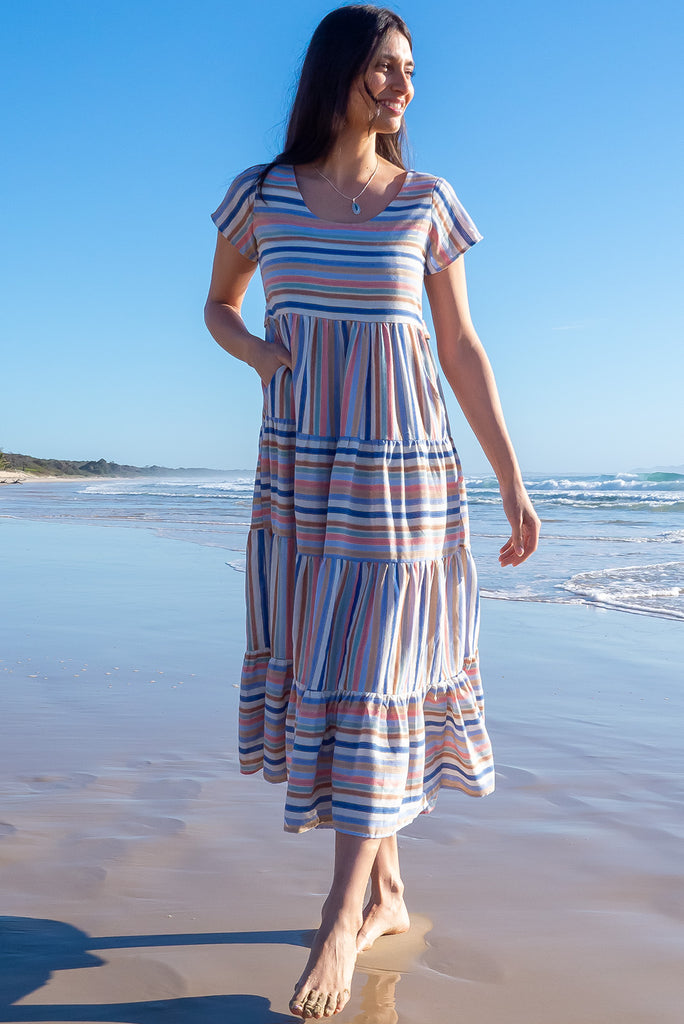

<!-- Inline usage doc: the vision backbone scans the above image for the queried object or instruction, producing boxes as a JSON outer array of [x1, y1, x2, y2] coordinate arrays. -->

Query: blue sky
[[2, 0, 682, 474]]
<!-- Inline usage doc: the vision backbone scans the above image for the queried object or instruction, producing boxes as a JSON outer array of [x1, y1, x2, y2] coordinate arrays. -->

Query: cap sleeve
[[210, 166, 260, 262], [425, 177, 482, 275]]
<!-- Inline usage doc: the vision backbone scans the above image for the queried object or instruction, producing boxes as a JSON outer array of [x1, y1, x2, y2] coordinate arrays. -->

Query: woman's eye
[[375, 61, 415, 79]]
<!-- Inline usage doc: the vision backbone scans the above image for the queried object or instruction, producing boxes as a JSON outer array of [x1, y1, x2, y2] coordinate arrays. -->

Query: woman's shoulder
[[409, 168, 440, 184], [408, 169, 456, 193], [406, 172, 476, 224], [228, 163, 296, 198], [228, 163, 270, 188]]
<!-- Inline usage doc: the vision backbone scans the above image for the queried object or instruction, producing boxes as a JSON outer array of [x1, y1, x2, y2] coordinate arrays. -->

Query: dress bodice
[[211, 163, 482, 328]]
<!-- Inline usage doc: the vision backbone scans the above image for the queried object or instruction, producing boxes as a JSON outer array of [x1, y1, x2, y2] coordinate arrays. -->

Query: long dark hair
[[257, 5, 412, 194]]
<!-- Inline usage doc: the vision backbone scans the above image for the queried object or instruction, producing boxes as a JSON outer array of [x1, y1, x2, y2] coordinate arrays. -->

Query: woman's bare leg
[[290, 832, 381, 1019], [356, 835, 410, 953]]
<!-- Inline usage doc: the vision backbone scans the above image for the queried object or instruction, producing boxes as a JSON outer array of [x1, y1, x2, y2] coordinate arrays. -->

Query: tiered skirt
[[238, 314, 494, 837]]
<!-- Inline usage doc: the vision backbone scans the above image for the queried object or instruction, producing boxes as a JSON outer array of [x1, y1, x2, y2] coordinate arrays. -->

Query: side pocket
[[263, 365, 294, 422]]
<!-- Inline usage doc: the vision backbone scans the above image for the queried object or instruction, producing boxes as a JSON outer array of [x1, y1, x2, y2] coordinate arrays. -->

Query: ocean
[[2, 471, 683, 621]]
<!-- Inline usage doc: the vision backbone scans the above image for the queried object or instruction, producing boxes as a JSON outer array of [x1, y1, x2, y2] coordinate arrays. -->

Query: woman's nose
[[392, 71, 412, 93]]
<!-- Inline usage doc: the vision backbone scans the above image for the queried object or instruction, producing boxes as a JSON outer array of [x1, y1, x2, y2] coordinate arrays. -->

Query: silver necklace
[[315, 159, 380, 215]]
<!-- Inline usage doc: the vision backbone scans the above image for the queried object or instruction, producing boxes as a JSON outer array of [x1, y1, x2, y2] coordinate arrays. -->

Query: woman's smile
[[378, 99, 405, 114], [345, 28, 414, 132]]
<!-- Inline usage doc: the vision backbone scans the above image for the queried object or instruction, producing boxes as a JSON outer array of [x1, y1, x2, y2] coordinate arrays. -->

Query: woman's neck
[[317, 130, 379, 187]]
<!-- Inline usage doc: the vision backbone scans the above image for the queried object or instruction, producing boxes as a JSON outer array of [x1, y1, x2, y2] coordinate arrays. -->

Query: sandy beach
[[1, 515, 682, 1023], [0, 472, 91, 485]]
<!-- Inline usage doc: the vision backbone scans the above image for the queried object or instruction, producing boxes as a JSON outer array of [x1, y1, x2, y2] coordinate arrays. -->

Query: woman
[[205, 5, 539, 1019]]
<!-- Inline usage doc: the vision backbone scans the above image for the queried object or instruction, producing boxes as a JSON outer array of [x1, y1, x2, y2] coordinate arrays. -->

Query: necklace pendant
[[351, 201, 361, 215]]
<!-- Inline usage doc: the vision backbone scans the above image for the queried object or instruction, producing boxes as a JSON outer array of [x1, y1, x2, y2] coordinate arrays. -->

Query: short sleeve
[[210, 165, 261, 262], [424, 177, 483, 275]]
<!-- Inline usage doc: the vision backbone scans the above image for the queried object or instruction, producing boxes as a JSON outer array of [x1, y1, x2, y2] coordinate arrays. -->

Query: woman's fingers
[[253, 339, 293, 385], [511, 514, 525, 557], [499, 507, 540, 566], [274, 341, 293, 371]]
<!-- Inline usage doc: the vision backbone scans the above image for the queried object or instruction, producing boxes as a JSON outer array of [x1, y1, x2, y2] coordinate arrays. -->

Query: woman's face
[[345, 29, 415, 135]]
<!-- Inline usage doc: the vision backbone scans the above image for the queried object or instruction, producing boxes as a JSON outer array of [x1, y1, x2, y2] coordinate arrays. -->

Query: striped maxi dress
[[211, 163, 494, 838]]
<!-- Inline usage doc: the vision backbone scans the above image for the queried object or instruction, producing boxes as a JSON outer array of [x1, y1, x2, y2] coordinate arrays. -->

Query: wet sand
[[1, 516, 682, 1023]]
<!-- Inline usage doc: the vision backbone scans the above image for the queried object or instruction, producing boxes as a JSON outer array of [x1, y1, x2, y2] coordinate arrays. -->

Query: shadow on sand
[[0, 916, 307, 1023], [0, 916, 404, 1023]]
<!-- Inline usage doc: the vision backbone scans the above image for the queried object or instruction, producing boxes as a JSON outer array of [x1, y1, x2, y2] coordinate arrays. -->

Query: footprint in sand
[[20, 772, 98, 792]]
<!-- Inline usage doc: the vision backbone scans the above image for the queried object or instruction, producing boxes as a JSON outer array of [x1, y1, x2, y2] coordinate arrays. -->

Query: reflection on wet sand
[[351, 912, 433, 1023], [352, 970, 401, 1024]]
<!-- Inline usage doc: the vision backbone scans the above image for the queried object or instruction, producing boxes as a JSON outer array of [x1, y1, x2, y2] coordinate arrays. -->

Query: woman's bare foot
[[290, 904, 361, 1019], [356, 890, 410, 953]]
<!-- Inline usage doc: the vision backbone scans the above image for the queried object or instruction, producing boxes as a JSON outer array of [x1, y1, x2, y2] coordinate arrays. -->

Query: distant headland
[[0, 452, 229, 483]]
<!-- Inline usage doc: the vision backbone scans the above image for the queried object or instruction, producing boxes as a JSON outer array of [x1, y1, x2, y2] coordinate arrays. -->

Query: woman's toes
[[300, 989, 326, 1019], [322, 992, 338, 1017], [289, 991, 307, 1017]]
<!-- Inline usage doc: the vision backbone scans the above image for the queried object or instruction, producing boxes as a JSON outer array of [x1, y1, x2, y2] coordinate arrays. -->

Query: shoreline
[[0, 470, 237, 486], [0, 470, 126, 485], [2, 505, 681, 624], [1, 517, 682, 1022]]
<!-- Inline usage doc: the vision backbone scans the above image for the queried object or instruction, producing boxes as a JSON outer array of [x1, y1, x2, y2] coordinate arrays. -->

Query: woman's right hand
[[205, 234, 292, 385], [249, 337, 293, 386]]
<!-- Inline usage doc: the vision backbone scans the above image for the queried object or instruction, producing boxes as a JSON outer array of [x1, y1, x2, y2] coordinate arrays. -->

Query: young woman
[[205, 5, 540, 1019]]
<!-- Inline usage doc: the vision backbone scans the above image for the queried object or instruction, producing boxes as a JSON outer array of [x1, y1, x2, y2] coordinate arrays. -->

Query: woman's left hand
[[498, 480, 541, 567]]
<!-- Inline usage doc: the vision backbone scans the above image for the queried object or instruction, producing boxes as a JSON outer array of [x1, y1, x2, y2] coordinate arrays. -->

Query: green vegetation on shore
[[0, 452, 221, 478]]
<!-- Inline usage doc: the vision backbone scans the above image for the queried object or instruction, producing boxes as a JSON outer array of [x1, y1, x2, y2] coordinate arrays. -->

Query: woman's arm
[[424, 257, 540, 566], [204, 233, 292, 384]]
